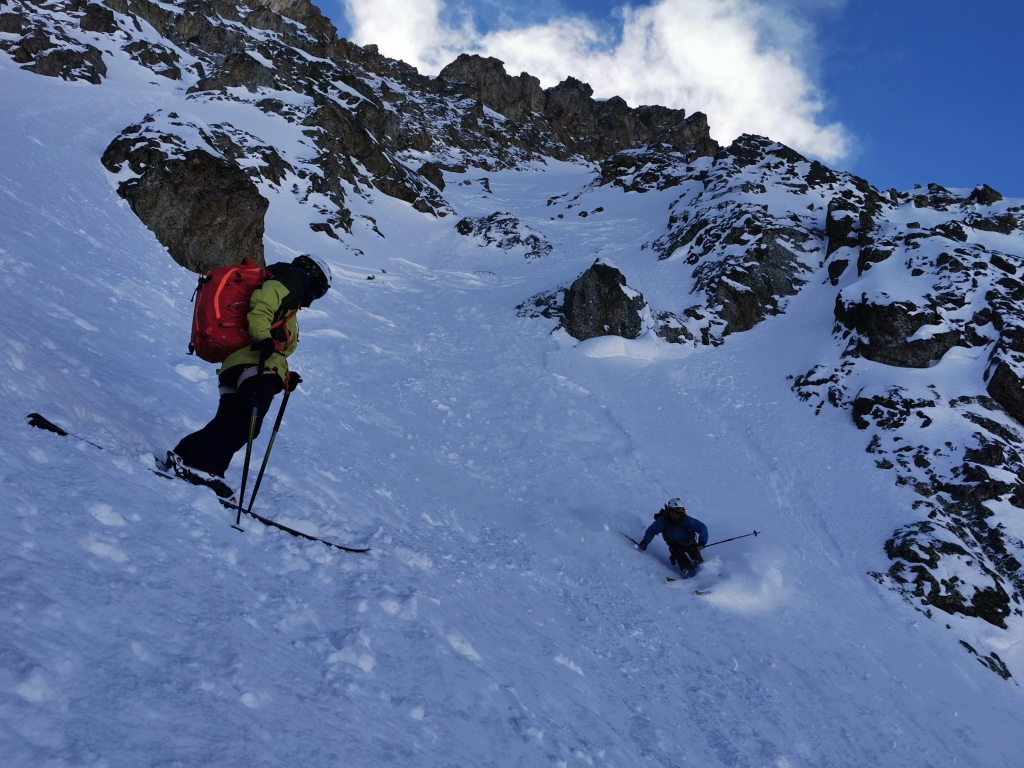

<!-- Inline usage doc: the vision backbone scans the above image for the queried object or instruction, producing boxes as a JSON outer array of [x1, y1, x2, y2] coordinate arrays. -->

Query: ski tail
[[27, 413, 104, 449], [221, 499, 370, 553]]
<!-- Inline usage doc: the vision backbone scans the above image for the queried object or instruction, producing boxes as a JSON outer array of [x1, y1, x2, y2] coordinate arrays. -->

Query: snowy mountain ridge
[[2, 0, 1024, 765]]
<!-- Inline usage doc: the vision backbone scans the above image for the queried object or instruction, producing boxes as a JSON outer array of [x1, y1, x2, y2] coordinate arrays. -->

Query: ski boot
[[164, 451, 234, 498]]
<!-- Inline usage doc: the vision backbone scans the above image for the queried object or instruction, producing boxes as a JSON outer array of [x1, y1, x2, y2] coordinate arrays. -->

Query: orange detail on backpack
[[188, 257, 299, 364]]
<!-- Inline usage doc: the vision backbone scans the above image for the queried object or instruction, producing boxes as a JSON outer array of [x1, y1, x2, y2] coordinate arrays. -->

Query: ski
[[26, 412, 104, 449], [153, 465, 370, 553], [664, 578, 711, 595], [220, 499, 370, 553]]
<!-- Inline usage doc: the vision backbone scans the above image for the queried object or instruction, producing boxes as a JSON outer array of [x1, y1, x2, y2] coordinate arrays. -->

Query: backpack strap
[[268, 309, 299, 350]]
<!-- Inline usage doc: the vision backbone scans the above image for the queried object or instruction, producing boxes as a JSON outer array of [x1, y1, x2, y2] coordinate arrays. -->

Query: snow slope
[[2, 41, 1024, 768]]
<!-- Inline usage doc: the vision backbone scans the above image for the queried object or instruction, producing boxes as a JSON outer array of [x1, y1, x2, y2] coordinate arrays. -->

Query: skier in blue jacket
[[638, 499, 709, 577]]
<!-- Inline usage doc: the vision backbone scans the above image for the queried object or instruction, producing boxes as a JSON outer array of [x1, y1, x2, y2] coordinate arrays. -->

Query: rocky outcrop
[[26, 44, 107, 83], [188, 51, 276, 92], [246, 0, 336, 42], [836, 296, 963, 368], [113, 147, 267, 272], [417, 162, 445, 191], [912, 182, 965, 211], [81, 3, 117, 33], [0, 12, 28, 35], [639, 135, 836, 344], [102, 128, 268, 272], [968, 184, 1003, 206], [795, 181, 1024, 654], [965, 211, 1018, 235], [561, 262, 645, 341], [654, 311, 694, 344], [987, 361, 1024, 426], [438, 54, 545, 122], [1, 3, 108, 83], [599, 148, 691, 193], [123, 40, 181, 79], [455, 212, 551, 259], [884, 520, 1012, 629]]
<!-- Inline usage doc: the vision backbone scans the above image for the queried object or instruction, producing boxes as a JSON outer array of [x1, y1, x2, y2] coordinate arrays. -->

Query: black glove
[[286, 372, 302, 392], [250, 337, 279, 360], [637, 540, 647, 551], [697, 543, 705, 550]]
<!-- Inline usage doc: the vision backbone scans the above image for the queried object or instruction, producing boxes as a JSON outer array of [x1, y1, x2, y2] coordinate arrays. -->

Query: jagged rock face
[[884, 520, 1012, 628], [246, 0, 336, 41], [623, 134, 870, 345], [842, 385, 1022, 633], [561, 262, 645, 341], [794, 177, 1024, 646], [438, 54, 545, 122], [417, 162, 445, 191], [438, 54, 718, 162], [303, 97, 449, 218], [5, 0, 724, 266], [104, 145, 268, 272], [102, 121, 273, 272]]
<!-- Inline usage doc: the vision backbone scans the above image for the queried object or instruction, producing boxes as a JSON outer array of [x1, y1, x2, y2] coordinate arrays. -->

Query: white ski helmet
[[294, 253, 332, 297], [667, 498, 685, 510]]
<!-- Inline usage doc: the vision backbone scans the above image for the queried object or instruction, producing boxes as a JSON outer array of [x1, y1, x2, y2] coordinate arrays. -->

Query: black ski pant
[[667, 541, 704, 573], [173, 369, 281, 478]]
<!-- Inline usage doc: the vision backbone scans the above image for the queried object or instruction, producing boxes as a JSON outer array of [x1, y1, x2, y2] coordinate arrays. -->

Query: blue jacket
[[642, 514, 709, 547]]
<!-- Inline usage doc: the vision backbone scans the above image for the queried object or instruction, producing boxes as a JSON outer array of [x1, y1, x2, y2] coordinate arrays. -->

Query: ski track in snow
[[1, 55, 1023, 768]]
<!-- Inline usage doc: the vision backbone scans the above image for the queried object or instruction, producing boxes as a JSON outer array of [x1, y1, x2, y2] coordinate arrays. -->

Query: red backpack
[[188, 258, 294, 363]]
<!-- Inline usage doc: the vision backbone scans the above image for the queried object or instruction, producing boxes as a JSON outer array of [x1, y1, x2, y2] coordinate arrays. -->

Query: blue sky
[[322, 0, 1023, 196]]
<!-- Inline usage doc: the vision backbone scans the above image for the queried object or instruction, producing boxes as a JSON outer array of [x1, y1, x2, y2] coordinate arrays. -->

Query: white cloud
[[341, 0, 850, 163]]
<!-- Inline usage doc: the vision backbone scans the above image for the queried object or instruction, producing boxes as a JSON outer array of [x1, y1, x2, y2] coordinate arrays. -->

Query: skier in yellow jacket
[[166, 255, 332, 495]]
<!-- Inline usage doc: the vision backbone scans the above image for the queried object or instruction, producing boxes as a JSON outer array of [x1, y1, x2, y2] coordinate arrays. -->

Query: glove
[[698, 543, 705, 550], [286, 372, 302, 392], [637, 540, 647, 551], [250, 337, 279, 360]]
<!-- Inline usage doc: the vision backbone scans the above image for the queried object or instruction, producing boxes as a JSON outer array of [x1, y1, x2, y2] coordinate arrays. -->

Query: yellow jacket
[[218, 279, 299, 386]]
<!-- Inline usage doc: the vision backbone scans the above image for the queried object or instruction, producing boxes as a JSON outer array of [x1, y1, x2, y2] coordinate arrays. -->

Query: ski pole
[[622, 532, 642, 547], [245, 382, 291, 515], [234, 358, 267, 529], [703, 530, 760, 549]]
